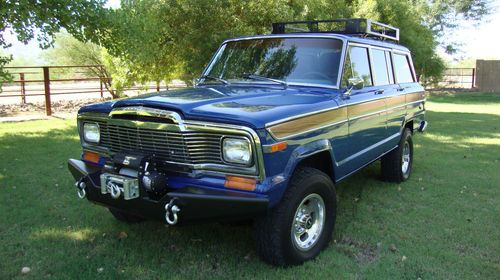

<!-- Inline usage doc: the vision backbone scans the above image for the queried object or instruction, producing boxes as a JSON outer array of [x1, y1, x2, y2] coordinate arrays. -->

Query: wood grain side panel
[[406, 91, 426, 103], [386, 94, 406, 108], [348, 98, 386, 118], [268, 107, 347, 139]]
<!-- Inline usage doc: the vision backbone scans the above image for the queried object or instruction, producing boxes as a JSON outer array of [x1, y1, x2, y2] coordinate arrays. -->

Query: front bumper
[[68, 159, 269, 224]]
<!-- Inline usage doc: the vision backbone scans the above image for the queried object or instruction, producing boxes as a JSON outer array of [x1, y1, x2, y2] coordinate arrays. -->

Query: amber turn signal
[[270, 141, 288, 153], [224, 175, 257, 191], [83, 151, 100, 164]]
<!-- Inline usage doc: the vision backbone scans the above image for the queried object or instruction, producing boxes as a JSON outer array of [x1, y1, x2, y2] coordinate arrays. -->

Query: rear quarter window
[[393, 53, 414, 83]]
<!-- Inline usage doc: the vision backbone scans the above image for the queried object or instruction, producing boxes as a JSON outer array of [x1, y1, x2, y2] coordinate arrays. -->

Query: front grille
[[94, 120, 225, 164]]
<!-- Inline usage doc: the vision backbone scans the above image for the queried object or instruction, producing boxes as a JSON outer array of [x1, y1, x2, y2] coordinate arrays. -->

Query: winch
[[100, 153, 169, 200]]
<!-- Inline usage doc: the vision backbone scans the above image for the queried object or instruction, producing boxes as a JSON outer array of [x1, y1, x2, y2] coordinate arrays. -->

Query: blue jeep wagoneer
[[68, 18, 427, 265]]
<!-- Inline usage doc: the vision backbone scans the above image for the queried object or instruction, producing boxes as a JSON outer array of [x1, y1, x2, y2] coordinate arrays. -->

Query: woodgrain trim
[[406, 91, 426, 103], [267, 107, 347, 139], [348, 98, 386, 119], [386, 94, 406, 108]]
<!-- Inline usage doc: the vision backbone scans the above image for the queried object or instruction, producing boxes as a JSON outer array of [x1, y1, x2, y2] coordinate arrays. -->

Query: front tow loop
[[75, 179, 87, 199], [164, 199, 181, 225]]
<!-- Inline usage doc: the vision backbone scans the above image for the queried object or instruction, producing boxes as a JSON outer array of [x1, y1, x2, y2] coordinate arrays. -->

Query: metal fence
[[440, 68, 475, 89], [1, 65, 183, 116]]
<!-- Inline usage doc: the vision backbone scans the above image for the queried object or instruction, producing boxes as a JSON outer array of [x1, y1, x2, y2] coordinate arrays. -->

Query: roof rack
[[271, 18, 400, 42]]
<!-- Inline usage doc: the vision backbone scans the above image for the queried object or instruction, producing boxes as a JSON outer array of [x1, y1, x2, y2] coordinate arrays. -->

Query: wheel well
[[405, 120, 414, 134], [296, 151, 335, 181]]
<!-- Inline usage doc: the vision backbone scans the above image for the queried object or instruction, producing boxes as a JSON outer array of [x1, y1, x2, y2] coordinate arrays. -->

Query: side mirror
[[193, 78, 201, 87], [343, 77, 364, 97]]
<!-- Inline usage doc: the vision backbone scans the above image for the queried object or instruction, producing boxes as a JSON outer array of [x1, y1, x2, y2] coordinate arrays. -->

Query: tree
[[42, 33, 124, 98], [89, 0, 489, 86], [0, 0, 110, 84]]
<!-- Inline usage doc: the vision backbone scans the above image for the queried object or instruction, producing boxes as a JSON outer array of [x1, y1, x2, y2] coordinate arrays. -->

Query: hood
[[79, 85, 342, 128]]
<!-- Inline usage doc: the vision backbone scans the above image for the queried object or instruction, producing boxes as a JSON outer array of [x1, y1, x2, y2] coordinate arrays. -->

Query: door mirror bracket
[[343, 77, 364, 98]]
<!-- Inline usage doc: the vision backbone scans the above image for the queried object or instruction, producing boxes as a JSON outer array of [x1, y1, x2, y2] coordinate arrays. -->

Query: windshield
[[203, 37, 344, 87]]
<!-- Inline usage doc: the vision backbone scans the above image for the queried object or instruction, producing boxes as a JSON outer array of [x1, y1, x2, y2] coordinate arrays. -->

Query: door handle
[[397, 87, 405, 92], [375, 89, 385, 95]]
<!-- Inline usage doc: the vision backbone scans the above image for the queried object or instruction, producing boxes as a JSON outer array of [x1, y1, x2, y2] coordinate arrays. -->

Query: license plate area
[[100, 173, 140, 200]]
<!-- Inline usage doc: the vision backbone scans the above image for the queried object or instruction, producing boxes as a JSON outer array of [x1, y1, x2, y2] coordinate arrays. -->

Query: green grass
[[1, 92, 499, 279]]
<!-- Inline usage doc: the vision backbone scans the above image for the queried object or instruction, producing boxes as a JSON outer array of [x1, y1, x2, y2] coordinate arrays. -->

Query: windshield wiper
[[199, 75, 229, 85], [242, 74, 288, 88]]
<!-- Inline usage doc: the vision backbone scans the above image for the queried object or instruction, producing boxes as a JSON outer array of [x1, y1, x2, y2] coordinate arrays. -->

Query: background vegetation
[[0, 0, 491, 90], [0, 92, 498, 279]]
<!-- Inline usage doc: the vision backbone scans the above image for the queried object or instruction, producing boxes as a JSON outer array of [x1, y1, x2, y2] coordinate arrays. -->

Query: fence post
[[43, 67, 52, 116], [471, 68, 475, 88], [100, 77, 104, 98], [19, 73, 26, 104]]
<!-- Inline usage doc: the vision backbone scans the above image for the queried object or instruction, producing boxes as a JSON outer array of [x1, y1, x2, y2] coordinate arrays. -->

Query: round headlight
[[83, 122, 100, 143], [222, 137, 252, 165]]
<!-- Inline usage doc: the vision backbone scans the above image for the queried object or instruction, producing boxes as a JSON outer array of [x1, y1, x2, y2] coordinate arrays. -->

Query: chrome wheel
[[401, 141, 411, 174], [292, 193, 325, 251]]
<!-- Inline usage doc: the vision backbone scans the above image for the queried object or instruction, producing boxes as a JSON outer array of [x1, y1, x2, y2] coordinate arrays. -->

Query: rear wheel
[[108, 208, 145, 224], [381, 128, 413, 183], [254, 167, 336, 266]]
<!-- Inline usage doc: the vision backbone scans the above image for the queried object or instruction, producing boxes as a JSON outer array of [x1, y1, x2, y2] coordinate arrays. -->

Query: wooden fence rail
[[1, 65, 179, 116]]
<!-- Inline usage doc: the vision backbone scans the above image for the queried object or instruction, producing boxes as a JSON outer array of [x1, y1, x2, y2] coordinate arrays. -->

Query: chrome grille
[[94, 120, 224, 164]]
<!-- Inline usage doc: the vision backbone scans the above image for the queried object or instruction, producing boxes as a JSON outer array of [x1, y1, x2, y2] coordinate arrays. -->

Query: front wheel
[[381, 128, 413, 182], [254, 167, 336, 266]]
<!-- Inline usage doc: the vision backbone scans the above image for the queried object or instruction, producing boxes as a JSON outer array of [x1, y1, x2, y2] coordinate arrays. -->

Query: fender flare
[[282, 139, 336, 181]]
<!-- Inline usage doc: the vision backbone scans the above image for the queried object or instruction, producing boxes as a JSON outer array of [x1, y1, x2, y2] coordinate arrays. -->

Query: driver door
[[339, 45, 388, 173]]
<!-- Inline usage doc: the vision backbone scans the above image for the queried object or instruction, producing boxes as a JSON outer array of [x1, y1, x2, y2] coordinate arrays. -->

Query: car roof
[[224, 33, 411, 53]]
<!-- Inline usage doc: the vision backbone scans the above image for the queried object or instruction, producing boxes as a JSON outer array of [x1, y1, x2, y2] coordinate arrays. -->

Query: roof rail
[[271, 18, 400, 42]]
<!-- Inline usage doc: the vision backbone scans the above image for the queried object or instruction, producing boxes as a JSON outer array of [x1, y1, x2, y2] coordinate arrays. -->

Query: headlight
[[83, 122, 100, 143], [222, 137, 252, 165]]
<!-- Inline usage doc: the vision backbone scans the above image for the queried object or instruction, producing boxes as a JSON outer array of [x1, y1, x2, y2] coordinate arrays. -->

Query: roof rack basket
[[272, 18, 400, 41]]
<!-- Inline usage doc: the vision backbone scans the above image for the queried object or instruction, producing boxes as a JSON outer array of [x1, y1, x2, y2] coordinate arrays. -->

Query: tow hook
[[164, 198, 181, 225], [106, 180, 122, 199], [75, 178, 87, 199]]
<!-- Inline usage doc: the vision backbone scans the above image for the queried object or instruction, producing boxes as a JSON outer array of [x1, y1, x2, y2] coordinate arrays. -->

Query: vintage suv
[[68, 19, 427, 266]]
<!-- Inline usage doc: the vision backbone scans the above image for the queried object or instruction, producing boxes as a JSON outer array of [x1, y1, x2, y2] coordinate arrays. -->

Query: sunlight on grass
[[31, 228, 98, 241], [424, 133, 500, 146], [426, 102, 500, 115]]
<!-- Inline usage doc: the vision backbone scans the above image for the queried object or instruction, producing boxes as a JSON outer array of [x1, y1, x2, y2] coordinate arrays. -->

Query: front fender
[[283, 139, 335, 180]]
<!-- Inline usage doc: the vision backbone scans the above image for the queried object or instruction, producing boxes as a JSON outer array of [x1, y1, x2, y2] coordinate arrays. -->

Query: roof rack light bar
[[271, 18, 400, 42]]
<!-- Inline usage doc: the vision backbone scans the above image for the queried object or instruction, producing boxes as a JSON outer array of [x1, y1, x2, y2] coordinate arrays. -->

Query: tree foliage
[[91, 0, 489, 85], [0, 0, 491, 89], [0, 0, 109, 82]]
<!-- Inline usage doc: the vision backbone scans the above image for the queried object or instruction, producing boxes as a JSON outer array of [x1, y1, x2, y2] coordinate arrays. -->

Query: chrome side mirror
[[343, 77, 364, 97]]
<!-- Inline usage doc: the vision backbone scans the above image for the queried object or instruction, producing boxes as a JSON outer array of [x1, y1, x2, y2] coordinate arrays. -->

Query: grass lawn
[[0, 92, 499, 279]]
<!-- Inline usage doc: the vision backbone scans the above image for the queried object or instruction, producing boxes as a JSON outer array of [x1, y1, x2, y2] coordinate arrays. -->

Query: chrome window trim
[[77, 110, 266, 182], [200, 35, 348, 90]]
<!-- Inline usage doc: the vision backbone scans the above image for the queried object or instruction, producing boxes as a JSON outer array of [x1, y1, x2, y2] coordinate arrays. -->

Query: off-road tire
[[109, 208, 145, 224], [381, 128, 413, 183], [254, 167, 337, 266]]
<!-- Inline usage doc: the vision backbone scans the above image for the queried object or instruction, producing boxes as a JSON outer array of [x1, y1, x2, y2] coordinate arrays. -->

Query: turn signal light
[[270, 141, 288, 153], [224, 175, 257, 191], [83, 151, 100, 164]]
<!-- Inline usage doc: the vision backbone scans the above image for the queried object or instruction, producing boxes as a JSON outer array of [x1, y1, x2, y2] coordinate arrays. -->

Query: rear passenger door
[[390, 52, 425, 135], [370, 49, 404, 138], [339, 45, 387, 172]]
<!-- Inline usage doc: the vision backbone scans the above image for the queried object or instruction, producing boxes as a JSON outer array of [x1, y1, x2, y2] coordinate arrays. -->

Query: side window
[[371, 49, 391, 85], [393, 53, 414, 83], [385, 51, 394, 84], [341, 46, 373, 87]]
